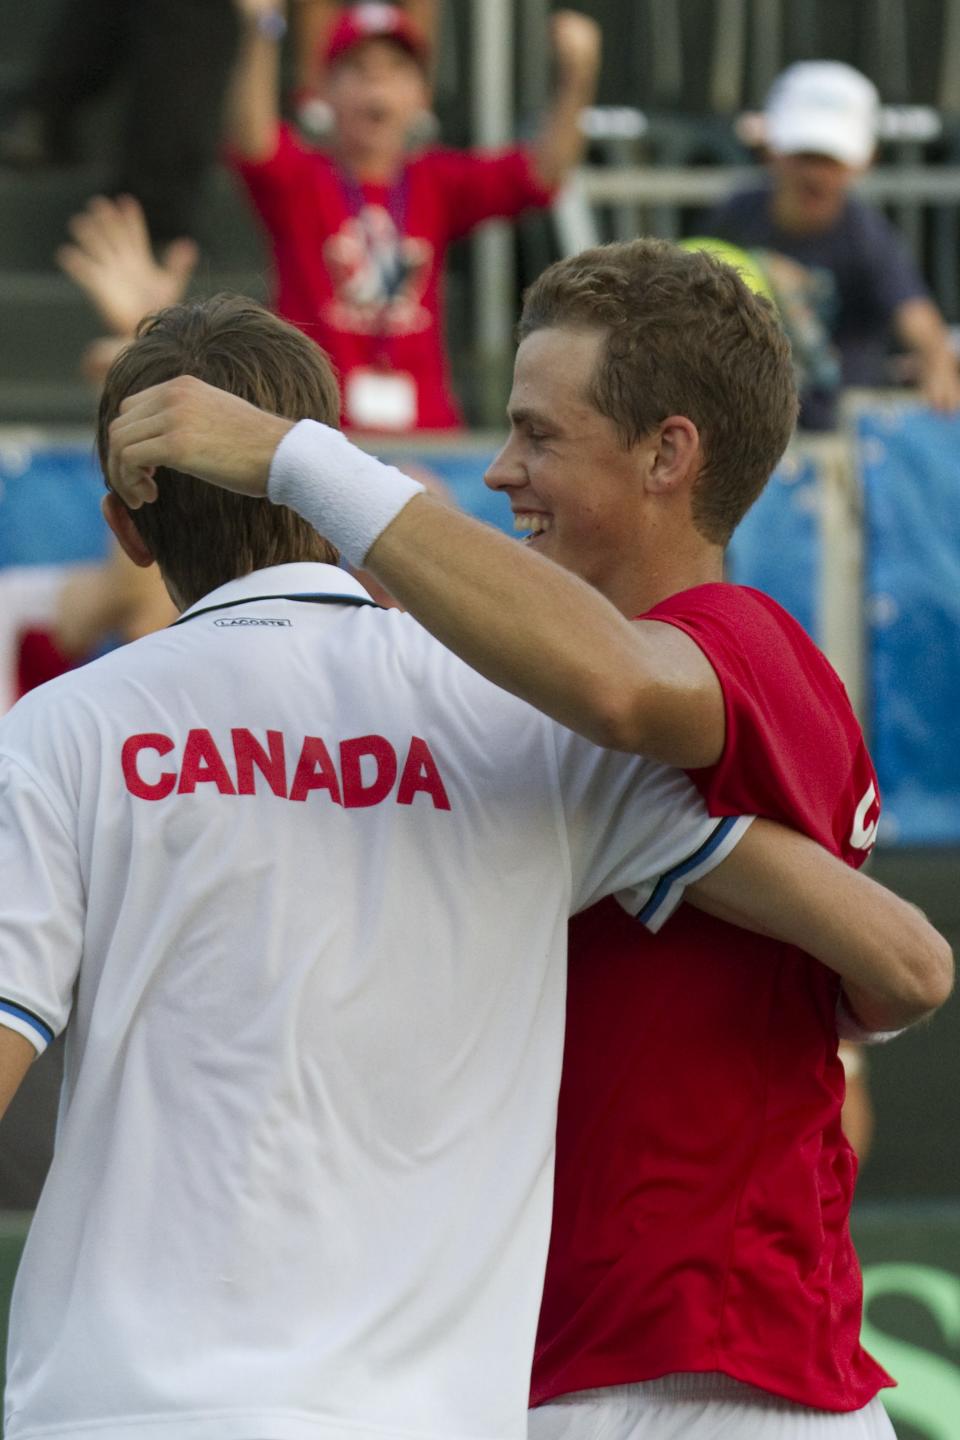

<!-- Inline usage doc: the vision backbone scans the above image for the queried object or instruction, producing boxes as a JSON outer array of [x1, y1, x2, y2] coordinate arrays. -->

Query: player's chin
[[525, 529, 574, 571]]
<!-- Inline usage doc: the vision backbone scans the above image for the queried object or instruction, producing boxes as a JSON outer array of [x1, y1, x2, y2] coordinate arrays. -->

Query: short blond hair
[[518, 240, 798, 545]]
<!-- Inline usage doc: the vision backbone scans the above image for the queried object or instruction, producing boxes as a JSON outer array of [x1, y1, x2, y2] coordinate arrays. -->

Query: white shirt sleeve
[[0, 753, 83, 1053], [553, 733, 753, 932]]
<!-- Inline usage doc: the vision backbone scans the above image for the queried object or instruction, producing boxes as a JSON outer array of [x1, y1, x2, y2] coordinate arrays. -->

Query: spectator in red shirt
[[228, 1, 601, 431]]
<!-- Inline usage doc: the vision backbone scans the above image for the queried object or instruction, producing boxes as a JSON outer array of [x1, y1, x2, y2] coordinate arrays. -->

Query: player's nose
[[484, 436, 523, 492]]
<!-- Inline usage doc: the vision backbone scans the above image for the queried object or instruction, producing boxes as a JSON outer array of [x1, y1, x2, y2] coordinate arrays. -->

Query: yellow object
[[679, 237, 774, 301]]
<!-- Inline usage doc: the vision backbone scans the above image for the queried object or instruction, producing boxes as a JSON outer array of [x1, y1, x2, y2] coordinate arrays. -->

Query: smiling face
[[327, 38, 428, 172], [484, 327, 654, 600]]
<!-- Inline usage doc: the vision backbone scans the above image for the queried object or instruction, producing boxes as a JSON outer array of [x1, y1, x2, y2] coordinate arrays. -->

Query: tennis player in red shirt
[[487, 243, 902, 1438]]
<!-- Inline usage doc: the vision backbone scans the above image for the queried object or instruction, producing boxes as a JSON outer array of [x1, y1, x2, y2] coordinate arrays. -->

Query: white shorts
[[527, 1375, 897, 1440]]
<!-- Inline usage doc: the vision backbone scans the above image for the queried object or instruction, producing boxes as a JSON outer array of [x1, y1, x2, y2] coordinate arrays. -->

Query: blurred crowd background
[[3, 0, 960, 427]]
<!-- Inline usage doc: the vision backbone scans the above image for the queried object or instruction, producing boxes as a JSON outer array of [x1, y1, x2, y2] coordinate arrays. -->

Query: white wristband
[[268, 420, 426, 566]]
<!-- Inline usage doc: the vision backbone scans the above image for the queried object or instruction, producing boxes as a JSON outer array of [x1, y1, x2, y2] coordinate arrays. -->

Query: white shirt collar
[[176, 564, 375, 623]]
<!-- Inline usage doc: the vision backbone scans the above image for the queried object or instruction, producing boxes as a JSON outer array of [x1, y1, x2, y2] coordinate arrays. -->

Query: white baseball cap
[[764, 61, 880, 167]]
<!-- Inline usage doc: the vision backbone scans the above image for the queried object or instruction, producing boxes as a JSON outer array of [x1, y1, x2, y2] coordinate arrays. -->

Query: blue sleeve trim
[[0, 1000, 55, 1047], [635, 815, 740, 926]]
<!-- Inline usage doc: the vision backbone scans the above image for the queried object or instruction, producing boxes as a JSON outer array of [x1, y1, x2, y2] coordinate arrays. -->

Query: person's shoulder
[[710, 182, 770, 219], [838, 191, 900, 244], [645, 582, 848, 687], [0, 639, 154, 776], [645, 579, 781, 627], [5, 631, 177, 728]]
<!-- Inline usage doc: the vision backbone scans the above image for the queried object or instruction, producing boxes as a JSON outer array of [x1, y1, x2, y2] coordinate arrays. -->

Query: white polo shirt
[[0, 563, 747, 1440]]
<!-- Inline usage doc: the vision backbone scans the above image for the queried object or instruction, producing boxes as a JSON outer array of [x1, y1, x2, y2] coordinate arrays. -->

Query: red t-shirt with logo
[[235, 127, 554, 430], [532, 583, 892, 1413]]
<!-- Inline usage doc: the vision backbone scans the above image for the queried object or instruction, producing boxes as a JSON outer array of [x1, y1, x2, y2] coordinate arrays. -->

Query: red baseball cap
[[325, 4, 430, 69]]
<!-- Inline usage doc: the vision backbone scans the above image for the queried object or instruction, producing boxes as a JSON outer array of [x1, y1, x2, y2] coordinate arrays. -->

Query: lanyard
[[332, 162, 412, 366], [334, 162, 410, 238], [173, 592, 380, 626]]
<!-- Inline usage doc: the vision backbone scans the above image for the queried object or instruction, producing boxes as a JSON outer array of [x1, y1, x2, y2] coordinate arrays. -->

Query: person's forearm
[[895, 297, 957, 375], [529, 12, 599, 189], [530, 97, 586, 190], [227, 11, 282, 161], [369, 495, 688, 753], [688, 820, 954, 1033], [265, 421, 718, 763]]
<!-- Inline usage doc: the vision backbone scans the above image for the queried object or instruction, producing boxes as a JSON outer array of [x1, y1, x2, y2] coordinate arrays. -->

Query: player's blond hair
[[97, 295, 342, 607], [518, 239, 798, 546]]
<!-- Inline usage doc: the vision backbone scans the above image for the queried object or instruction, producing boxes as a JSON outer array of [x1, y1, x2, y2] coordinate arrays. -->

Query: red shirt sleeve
[[231, 123, 332, 230], [421, 146, 555, 241], [643, 583, 880, 866]]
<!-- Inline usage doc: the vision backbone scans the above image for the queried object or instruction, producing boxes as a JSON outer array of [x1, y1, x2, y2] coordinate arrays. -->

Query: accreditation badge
[[345, 368, 418, 431]]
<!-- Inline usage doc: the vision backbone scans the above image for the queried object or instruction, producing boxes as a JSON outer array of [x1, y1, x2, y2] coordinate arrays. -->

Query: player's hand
[[551, 10, 602, 91], [57, 195, 198, 340], [108, 376, 294, 508]]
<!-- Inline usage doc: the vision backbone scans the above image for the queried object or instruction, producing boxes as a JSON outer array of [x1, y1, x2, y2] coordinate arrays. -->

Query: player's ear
[[647, 416, 701, 495], [101, 492, 156, 570]]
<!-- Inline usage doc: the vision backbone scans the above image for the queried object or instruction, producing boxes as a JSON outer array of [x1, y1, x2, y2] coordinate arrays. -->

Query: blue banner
[[0, 441, 109, 567], [859, 409, 960, 844], [726, 453, 820, 642]]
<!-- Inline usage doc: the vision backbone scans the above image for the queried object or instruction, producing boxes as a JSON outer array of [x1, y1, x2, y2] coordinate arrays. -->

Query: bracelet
[[268, 420, 425, 566], [255, 8, 287, 41]]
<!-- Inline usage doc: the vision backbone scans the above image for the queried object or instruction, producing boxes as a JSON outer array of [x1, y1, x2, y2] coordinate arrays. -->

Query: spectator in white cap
[[707, 60, 960, 429]]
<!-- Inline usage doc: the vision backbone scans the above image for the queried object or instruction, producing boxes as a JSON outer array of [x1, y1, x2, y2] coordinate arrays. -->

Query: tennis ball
[[679, 237, 774, 301]]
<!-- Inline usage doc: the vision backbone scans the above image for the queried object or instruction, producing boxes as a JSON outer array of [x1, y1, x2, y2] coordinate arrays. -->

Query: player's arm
[[529, 11, 602, 189], [686, 817, 954, 1033], [106, 388, 725, 768], [0, 1031, 37, 1123], [227, 0, 285, 161]]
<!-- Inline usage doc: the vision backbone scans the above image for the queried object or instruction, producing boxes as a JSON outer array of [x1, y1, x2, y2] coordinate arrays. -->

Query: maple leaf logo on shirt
[[324, 205, 432, 336]]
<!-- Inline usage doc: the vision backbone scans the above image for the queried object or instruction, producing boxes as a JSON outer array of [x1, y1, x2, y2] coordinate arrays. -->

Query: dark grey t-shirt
[[706, 184, 928, 428]]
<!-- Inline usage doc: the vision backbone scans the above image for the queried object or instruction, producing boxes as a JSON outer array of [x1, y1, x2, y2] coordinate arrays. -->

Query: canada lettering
[[121, 728, 452, 811]]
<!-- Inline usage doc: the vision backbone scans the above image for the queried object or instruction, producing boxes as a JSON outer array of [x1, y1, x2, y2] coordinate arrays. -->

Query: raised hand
[[550, 10, 602, 92], [57, 195, 198, 339]]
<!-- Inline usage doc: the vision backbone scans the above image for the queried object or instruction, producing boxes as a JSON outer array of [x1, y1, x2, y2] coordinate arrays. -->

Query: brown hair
[[97, 294, 342, 607], [517, 239, 798, 545]]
